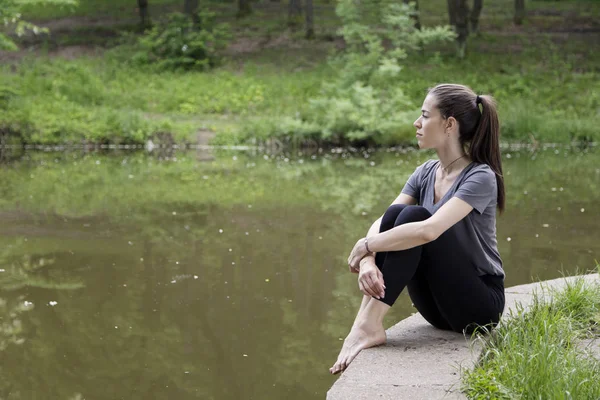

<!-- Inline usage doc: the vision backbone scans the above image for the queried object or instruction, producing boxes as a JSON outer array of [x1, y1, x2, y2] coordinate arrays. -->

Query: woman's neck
[[436, 147, 470, 177]]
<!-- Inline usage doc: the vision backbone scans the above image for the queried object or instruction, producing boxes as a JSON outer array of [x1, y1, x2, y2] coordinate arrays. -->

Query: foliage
[[132, 10, 231, 71], [284, 1, 455, 144], [463, 272, 600, 399], [1, 0, 599, 146], [0, 0, 77, 50]]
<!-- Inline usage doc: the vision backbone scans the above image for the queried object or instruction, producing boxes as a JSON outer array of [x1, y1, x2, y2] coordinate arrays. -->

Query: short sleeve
[[401, 161, 431, 201], [454, 167, 497, 214]]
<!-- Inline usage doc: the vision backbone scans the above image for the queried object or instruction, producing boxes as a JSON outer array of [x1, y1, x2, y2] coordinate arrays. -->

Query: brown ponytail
[[428, 84, 505, 212]]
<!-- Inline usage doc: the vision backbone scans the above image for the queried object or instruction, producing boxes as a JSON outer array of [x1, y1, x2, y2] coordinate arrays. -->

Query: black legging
[[374, 204, 505, 333]]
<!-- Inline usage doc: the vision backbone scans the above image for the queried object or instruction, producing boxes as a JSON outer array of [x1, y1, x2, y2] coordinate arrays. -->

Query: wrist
[[359, 255, 375, 269], [364, 237, 373, 254]]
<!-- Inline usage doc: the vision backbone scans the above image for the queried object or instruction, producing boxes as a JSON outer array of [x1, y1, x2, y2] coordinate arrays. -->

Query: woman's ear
[[446, 116, 459, 134]]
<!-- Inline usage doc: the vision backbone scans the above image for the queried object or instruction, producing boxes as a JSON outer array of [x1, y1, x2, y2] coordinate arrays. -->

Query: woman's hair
[[428, 83, 505, 212]]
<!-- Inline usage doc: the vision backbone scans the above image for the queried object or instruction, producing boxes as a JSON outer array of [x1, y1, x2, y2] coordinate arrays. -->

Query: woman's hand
[[357, 258, 385, 299], [347, 238, 371, 270]]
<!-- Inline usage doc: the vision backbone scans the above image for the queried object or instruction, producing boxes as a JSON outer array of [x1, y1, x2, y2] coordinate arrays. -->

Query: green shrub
[[274, 1, 455, 145], [132, 10, 231, 71]]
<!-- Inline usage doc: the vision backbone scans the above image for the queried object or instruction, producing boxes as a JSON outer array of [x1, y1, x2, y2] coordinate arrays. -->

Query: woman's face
[[413, 95, 447, 150]]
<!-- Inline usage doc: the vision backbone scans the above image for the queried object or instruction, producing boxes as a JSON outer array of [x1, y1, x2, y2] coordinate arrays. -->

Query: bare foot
[[329, 322, 386, 374]]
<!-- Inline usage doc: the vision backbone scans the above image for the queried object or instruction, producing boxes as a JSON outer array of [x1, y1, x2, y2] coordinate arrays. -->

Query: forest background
[[0, 0, 598, 148]]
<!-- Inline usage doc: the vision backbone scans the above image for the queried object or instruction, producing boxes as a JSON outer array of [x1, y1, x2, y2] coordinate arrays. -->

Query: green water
[[0, 146, 598, 399]]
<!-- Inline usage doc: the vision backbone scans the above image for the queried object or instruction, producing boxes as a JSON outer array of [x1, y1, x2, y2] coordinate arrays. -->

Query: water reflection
[[0, 147, 598, 399]]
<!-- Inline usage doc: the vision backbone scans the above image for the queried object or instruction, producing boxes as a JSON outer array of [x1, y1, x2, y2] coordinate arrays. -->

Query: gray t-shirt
[[401, 160, 504, 278]]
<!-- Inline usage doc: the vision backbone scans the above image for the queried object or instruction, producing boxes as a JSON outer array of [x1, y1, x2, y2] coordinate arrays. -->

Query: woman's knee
[[394, 205, 431, 226], [381, 204, 409, 231]]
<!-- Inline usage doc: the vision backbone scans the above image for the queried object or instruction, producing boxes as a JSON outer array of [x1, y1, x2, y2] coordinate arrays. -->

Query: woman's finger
[[377, 268, 386, 288], [362, 274, 378, 298], [369, 271, 384, 298], [358, 279, 367, 296], [376, 269, 386, 297]]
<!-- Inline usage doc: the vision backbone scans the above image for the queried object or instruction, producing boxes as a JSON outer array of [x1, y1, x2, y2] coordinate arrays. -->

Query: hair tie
[[476, 95, 481, 104]]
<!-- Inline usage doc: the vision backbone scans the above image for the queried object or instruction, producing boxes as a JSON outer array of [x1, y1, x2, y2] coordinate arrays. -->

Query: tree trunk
[[447, 0, 457, 26], [470, 0, 483, 35], [237, 0, 252, 18], [305, 0, 314, 39], [184, 0, 199, 25], [403, 0, 421, 30], [137, 0, 149, 28], [288, 0, 302, 28], [514, 0, 525, 25], [454, 0, 469, 58]]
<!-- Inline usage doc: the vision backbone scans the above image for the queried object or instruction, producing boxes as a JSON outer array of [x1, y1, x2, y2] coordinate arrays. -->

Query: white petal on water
[[228, 248, 232, 252], [194, 275, 198, 279], [171, 280, 176, 283], [581, 208, 585, 212], [48, 301, 58, 306], [542, 224, 549, 228], [551, 187, 557, 192], [233, 156, 238, 161], [128, 241, 133, 245], [507, 237, 511, 242], [535, 234, 539, 238], [243, 354, 248, 357], [219, 229, 223, 233], [0, 269, 4, 272], [172, 211, 177, 215], [557, 207, 561, 211]]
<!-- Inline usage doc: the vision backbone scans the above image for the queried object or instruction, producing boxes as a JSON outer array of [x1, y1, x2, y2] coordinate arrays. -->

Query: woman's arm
[[348, 197, 474, 267], [354, 193, 418, 272], [369, 197, 473, 252]]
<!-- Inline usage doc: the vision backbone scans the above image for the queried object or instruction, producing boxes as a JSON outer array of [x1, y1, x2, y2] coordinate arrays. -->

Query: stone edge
[[326, 273, 600, 400]]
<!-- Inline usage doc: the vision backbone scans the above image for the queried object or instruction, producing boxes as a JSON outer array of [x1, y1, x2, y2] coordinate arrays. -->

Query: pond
[[0, 145, 598, 399]]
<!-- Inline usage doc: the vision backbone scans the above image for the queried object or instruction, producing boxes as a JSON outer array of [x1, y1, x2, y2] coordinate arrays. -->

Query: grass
[[462, 269, 600, 399], [1, 0, 599, 145]]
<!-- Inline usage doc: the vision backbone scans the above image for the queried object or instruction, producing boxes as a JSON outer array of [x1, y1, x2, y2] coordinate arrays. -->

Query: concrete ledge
[[327, 273, 600, 400]]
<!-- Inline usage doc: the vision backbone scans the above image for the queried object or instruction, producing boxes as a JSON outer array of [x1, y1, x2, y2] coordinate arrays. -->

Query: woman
[[330, 83, 506, 375]]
